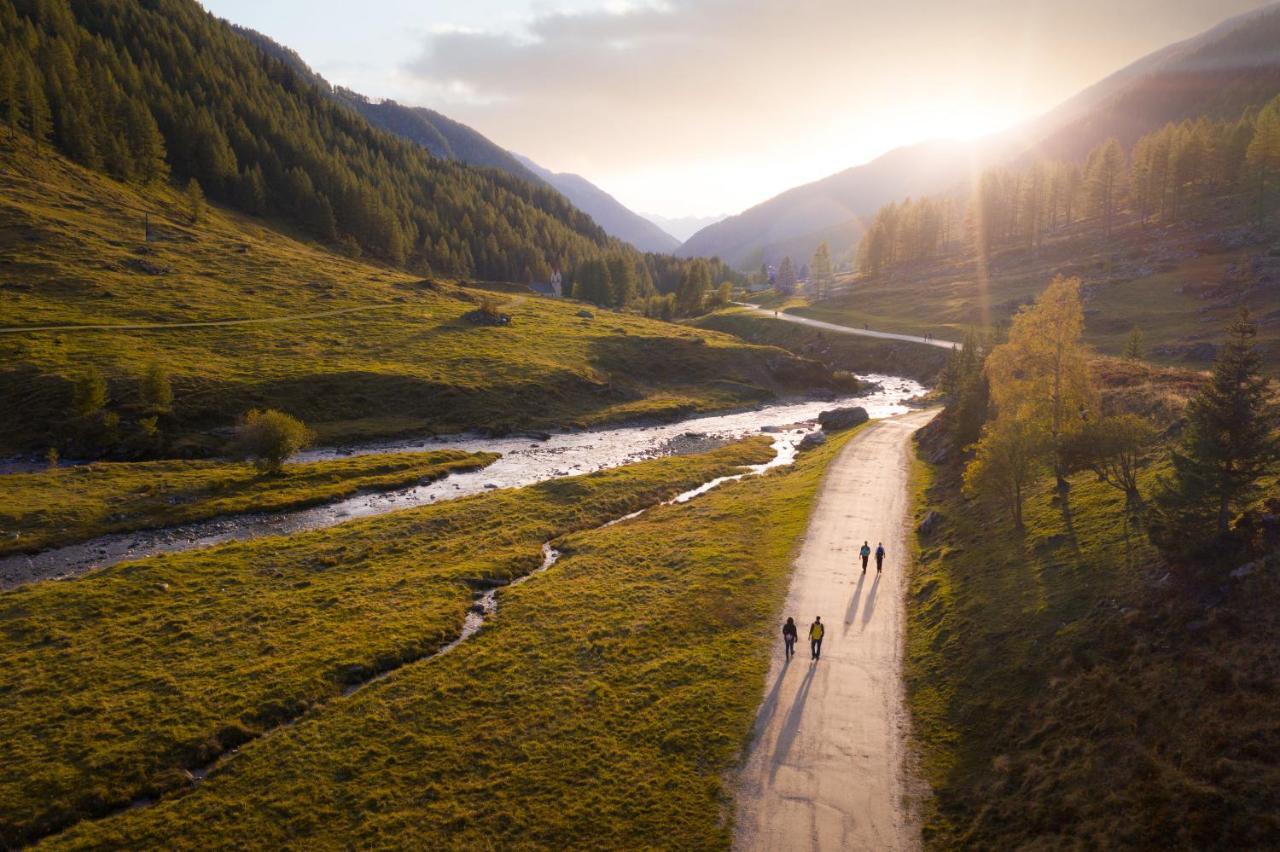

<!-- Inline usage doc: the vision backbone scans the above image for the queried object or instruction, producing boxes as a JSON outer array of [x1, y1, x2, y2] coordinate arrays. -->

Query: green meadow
[[0, 450, 496, 556], [2, 439, 777, 846], [27, 432, 860, 849]]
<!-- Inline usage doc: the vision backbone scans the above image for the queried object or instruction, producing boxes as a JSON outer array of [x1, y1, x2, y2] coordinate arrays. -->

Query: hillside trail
[[0, 303, 402, 334], [739, 303, 958, 350], [734, 408, 937, 852]]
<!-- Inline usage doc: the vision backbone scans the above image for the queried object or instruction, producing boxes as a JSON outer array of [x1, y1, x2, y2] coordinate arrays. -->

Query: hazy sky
[[200, 0, 1274, 217]]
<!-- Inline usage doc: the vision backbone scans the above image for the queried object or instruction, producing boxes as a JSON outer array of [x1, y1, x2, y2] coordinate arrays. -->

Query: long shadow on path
[[860, 572, 882, 630], [844, 570, 867, 632], [769, 663, 817, 783], [752, 651, 796, 738]]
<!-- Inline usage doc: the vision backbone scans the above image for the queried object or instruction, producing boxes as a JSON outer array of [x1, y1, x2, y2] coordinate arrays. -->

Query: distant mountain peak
[[511, 155, 681, 254], [679, 3, 1280, 269]]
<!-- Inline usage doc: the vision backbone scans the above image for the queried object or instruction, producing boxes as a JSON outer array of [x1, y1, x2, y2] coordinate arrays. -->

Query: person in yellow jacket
[[809, 616, 825, 660]]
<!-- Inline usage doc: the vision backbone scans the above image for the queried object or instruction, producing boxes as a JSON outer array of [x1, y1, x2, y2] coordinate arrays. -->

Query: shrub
[[72, 366, 107, 418], [234, 409, 314, 473], [140, 362, 173, 414]]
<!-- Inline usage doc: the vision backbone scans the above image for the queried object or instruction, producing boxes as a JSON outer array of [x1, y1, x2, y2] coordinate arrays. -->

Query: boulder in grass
[[798, 431, 827, 451], [818, 406, 869, 432], [918, 510, 943, 537]]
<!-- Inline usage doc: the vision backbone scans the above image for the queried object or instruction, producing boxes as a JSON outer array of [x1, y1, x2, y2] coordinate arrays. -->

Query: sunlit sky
[[201, 0, 1273, 218]]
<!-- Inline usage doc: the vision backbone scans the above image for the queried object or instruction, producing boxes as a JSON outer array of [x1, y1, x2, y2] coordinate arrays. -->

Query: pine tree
[[675, 259, 711, 315], [776, 257, 797, 295], [1151, 310, 1280, 551], [572, 258, 613, 306], [185, 177, 206, 224], [1123, 327, 1144, 361], [605, 254, 636, 306], [126, 101, 168, 184], [0, 56, 19, 140], [21, 63, 50, 145], [809, 241, 833, 300]]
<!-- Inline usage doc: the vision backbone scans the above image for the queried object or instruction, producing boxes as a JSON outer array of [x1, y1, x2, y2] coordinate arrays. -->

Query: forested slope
[[0, 0, 619, 280]]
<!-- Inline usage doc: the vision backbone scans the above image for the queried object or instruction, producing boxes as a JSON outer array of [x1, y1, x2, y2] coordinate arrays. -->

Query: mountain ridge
[[679, 2, 1280, 269], [511, 154, 681, 253], [234, 25, 676, 254]]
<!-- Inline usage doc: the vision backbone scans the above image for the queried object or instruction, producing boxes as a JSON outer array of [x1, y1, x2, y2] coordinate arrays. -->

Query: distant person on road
[[859, 541, 871, 573], [782, 617, 798, 660], [875, 542, 886, 573], [809, 616, 825, 660]]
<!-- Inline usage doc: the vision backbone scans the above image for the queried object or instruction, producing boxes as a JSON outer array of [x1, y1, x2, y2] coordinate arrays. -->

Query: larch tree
[[1063, 414, 1157, 505], [985, 275, 1097, 489], [1085, 138, 1126, 238], [1246, 96, 1280, 220], [964, 415, 1048, 529], [809, 241, 833, 300]]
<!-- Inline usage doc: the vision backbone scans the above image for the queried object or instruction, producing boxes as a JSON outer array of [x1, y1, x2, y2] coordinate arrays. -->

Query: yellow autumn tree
[[963, 415, 1048, 528], [984, 275, 1097, 488]]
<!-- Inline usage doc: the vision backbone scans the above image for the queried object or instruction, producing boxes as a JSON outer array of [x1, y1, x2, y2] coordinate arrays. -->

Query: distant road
[[738, 303, 958, 350], [0, 304, 403, 335]]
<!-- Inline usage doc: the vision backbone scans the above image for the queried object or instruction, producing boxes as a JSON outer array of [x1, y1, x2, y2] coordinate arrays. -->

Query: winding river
[[0, 374, 924, 589]]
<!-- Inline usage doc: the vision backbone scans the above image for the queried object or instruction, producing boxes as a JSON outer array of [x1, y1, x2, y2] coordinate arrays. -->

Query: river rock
[[798, 431, 827, 451], [818, 406, 869, 432]]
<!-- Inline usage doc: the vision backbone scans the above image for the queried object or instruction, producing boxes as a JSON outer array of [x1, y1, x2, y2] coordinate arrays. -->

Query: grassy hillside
[[0, 450, 495, 556], [35, 431, 857, 850], [904, 370, 1280, 848], [0, 139, 832, 457], [1, 439, 775, 846]]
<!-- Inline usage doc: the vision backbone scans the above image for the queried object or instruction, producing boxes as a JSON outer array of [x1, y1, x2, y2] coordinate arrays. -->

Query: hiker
[[782, 617, 798, 659], [859, 541, 871, 573], [809, 616, 825, 660], [875, 542, 886, 573]]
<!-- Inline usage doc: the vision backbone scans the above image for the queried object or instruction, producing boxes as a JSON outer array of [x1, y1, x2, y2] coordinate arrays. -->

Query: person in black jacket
[[782, 617, 798, 660]]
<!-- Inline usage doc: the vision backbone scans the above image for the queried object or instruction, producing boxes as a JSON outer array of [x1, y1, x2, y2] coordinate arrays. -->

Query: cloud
[[399, 0, 1275, 214]]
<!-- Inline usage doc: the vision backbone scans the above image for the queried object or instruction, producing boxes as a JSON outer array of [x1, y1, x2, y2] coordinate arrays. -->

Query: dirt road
[[734, 409, 937, 851], [739, 304, 958, 350]]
